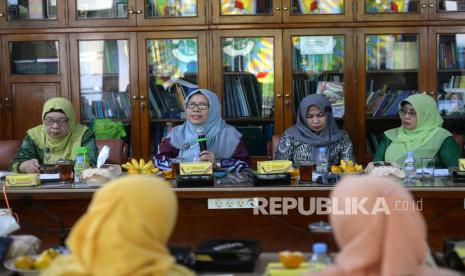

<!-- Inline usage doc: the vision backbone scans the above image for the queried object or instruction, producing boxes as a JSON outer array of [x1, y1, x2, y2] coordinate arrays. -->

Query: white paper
[[300, 36, 334, 55], [0, 171, 12, 178], [445, 1, 458, 11], [97, 145, 110, 168], [415, 169, 449, 176], [40, 173, 60, 180]]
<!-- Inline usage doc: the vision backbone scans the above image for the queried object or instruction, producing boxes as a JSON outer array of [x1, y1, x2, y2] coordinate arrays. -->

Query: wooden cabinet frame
[[69, 32, 141, 156], [1, 33, 68, 139], [68, 0, 137, 27], [0, 0, 66, 28], [282, 28, 356, 142], [137, 31, 208, 158], [356, 27, 428, 163]]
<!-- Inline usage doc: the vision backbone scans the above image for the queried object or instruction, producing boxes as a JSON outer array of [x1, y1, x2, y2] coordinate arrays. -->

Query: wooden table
[[3, 178, 465, 252]]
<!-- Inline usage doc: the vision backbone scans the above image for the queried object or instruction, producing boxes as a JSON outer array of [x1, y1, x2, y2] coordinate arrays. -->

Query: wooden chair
[[96, 139, 128, 165], [0, 140, 20, 170]]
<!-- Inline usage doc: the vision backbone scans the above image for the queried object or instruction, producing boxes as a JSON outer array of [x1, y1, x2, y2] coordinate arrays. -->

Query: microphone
[[326, 105, 332, 176], [324, 105, 332, 114], [196, 127, 208, 152], [20, 195, 67, 247]]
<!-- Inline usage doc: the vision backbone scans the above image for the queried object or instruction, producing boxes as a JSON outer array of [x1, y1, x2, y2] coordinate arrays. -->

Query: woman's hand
[[199, 151, 215, 163], [19, 159, 40, 173]]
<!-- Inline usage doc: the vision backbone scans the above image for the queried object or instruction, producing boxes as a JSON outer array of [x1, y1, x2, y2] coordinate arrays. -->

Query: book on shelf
[[148, 77, 197, 119], [316, 81, 344, 118], [223, 73, 263, 118], [367, 36, 418, 70], [366, 87, 414, 117], [81, 91, 130, 121], [439, 35, 465, 69], [28, 0, 44, 19]]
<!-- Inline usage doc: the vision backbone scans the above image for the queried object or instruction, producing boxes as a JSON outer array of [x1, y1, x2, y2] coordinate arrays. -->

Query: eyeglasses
[[307, 113, 326, 119], [186, 103, 209, 110], [399, 109, 417, 117], [44, 117, 69, 126]]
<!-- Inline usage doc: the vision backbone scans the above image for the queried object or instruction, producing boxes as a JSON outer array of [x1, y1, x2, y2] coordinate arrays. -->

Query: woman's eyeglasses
[[44, 117, 69, 126], [186, 103, 209, 110], [399, 109, 417, 117]]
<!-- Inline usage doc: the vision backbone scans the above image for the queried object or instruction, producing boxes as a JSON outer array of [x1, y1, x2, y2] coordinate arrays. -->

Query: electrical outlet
[[207, 198, 257, 209]]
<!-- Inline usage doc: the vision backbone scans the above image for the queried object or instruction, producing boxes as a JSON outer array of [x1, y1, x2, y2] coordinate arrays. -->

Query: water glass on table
[[421, 157, 435, 181], [56, 159, 74, 183], [299, 162, 314, 183]]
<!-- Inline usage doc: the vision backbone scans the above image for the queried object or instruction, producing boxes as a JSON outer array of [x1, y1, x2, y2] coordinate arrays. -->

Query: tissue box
[[6, 174, 40, 187], [83, 165, 122, 184]]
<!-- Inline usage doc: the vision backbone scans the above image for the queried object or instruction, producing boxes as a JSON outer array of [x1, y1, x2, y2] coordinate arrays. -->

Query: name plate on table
[[459, 158, 465, 171], [6, 174, 40, 187], [180, 162, 213, 176], [257, 160, 293, 174]]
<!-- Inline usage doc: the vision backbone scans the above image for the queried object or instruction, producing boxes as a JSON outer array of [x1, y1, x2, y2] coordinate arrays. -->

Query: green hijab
[[385, 94, 452, 167], [28, 97, 88, 164]]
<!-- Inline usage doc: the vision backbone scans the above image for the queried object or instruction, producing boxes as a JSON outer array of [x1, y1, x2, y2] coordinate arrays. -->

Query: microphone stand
[[317, 106, 339, 185]]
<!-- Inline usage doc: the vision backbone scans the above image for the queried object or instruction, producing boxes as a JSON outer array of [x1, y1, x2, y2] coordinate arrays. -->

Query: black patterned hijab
[[285, 94, 344, 146]]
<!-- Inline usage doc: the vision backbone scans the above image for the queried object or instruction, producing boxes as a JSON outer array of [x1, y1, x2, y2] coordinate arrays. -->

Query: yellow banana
[[151, 168, 159, 174], [340, 160, 347, 170], [131, 158, 140, 170], [125, 162, 133, 168], [139, 158, 146, 169], [121, 164, 132, 170], [142, 160, 153, 170]]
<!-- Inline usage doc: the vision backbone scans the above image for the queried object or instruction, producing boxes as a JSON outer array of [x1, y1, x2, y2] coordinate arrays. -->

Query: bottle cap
[[76, 147, 89, 154], [76, 156, 84, 163], [312, 243, 328, 254], [319, 147, 327, 153]]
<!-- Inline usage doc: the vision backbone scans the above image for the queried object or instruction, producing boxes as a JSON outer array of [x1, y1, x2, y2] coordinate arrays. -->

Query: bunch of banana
[[331, 160, 363, 173], [121, 158, 159, 175]]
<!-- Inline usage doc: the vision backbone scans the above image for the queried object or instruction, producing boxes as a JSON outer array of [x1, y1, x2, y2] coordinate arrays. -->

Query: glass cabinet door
[[357, 28, 427, 162], [283, 0, 353, 22], [429, 0, 465, 20], [429, 27, 465, 135], [138, 32, 207, 159], [283, 29, 356, 142], [356, 0, 427, 21], [212, 30, 282, 157], [70, 33, 139, 157], [136, 0, 205, 25], [69, 0, 137, 26], [2, 34, 68, 139], [212, 0, 281, 24], [0, 0, 65, 28]]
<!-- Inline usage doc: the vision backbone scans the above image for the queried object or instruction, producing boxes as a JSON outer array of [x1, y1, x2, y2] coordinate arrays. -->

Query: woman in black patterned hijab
[[275, 94, 355, 167]]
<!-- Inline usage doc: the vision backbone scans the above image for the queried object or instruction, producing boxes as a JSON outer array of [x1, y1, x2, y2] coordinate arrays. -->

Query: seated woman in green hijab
[[374, 94, 461, 168], [10, 97, 98, 173]]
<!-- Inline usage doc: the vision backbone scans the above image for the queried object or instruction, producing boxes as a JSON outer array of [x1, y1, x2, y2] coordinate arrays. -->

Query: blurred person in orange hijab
[[307, 175, 460, 276], [42, 175, 193, 276]]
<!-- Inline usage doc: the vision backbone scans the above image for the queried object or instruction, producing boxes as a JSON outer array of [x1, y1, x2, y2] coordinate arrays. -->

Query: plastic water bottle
[[403, 151, 416, 184], [308, 243, 332, 272], [74, 156, 86, 183], [316, 147, 328, 175]]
